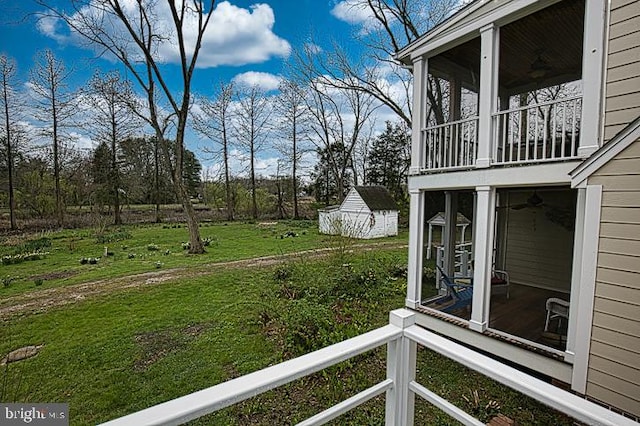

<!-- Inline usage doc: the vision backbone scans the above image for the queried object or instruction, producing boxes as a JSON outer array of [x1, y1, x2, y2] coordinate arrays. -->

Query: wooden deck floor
[[422, 284, 570, 351]]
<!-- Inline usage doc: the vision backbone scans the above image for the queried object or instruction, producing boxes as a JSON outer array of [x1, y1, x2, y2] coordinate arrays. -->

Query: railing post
[[386, 309, 417, 426]]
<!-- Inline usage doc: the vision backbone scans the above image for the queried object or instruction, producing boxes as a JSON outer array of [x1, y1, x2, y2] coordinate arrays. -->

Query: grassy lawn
[[1, 224, 573, 425], [0, 220, 407, 298]]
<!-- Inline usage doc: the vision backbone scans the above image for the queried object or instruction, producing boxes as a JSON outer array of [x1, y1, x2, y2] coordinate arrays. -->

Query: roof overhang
[[571, 117, 640, 188], [395, 0, 564, 64]]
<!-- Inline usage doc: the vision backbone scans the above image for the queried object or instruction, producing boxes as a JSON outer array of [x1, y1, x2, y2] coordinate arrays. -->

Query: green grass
[[0, 220, 408, 298], [1, 246, 573, 425], [1, 223, 573, 425]]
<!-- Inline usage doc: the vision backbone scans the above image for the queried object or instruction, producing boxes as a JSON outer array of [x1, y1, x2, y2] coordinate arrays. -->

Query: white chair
[[544, 298, 570, 332]]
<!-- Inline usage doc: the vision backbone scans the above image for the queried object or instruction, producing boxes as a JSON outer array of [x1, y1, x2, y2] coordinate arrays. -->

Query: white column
[[571, 185, 602, 394], [443, 191, 459, 276], [410, 56, 427, 175], [470, 186, 496, 332], [477, 24, 499, 168], [386, 309, 417, 426], [427, 224, 433, 259], [406, 189, 425, 308], [565, 188, 586, 363], [579, 0, 606, 157]]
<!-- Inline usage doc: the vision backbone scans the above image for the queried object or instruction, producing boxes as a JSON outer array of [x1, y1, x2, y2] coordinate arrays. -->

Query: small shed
[[318, 205, 341, 235], [426, 212, 471, 259], [319, 186, 399, 239]]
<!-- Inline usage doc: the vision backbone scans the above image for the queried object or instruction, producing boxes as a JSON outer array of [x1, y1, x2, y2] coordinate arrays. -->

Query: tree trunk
[[2, 78, 16, 230], [292, 120, 299, 220], [154, 137, 161, 223], [53, 118, 63, 227], [111, 119, 121, 225], [222, 123, 233, 221], [250, 137, 257, 219]]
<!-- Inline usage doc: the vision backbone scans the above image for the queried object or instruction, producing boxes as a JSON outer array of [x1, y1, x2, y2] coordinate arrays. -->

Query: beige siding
[[503, 190, 574, 292], [586, 138, 640, 417], [603, 0, 640, 142]]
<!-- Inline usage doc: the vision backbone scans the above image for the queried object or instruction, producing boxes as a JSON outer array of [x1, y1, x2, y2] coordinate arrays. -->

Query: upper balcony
[[406, 0, 594, 174]]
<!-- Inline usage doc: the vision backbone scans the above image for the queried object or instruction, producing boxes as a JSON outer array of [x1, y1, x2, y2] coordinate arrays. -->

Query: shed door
[[385, 212, 397, 236]]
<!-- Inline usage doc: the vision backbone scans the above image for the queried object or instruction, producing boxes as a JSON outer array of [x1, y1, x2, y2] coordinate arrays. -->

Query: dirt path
[[0, 242, 407, 321]]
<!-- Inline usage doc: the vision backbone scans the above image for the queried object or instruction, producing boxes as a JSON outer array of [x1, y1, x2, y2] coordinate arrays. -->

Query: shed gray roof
[[352, 186, 398, 211]]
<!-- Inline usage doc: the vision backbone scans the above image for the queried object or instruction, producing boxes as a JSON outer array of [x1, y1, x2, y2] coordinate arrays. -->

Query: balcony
[[100, 309, 635, 426], [412, 0, 590, 174]]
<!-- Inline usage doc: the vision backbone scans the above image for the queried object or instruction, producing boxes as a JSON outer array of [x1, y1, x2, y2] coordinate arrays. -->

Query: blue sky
[[0, 1, 399, 178]]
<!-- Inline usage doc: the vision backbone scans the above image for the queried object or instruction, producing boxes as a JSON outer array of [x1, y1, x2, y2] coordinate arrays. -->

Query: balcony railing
[[422, 117, 478, 171], [492, 96, 582, 165], [101, 309, 636, 426]]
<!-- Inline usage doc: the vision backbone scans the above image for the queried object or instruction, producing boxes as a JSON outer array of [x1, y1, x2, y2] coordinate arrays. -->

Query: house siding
[[586, 137, 640, 417], [503, 191, 574, 292], [603, 0, 640, 142]]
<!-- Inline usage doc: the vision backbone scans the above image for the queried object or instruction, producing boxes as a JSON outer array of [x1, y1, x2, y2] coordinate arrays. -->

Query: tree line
[[2, 0, 462, 253]]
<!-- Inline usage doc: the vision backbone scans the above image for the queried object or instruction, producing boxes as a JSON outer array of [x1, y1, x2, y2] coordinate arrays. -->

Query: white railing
[[101, 309, 638, 426], [422, 117, 478, 171], [436, 243, 473, 282], [492, 96, 582, 165]]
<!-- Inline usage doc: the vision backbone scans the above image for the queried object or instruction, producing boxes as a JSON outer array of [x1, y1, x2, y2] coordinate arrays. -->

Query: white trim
[[470, 186, 496, 332], [406, 190, 425, 309], [476, 24, 499, 168], [411, 56, 427, 171], [571, 185, 602, 394], [408, 161, 579, 192], [566, 188, 587, 363], [578, 0, 608, 157], [571, 117, 640, 186], [414, 311, 573, 381], [597, 0, 612, 148]]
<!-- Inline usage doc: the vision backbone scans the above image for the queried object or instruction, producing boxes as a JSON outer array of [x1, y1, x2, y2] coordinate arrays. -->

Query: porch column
[[566, 188, 586, 364], [406, 189, 425, 308], [386, 309, 417, 426], [409, 56, 428, 175], [443, 191, 459, 277], [470, 186, 496, 332], [477, 24, 499, 168], [571, 185, 602, 394], [579, 0, 606, 156]]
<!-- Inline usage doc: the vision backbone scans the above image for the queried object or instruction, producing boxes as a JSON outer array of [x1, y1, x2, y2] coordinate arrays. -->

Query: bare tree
[[0, 55, 23, 230], [30, 49, 77, 227], [306, 79, 378, 202], [193, 81, 236, 221], [83, 70, 139, 225], [274, 79, 310, 219], [37, 0, 215, 253], [300, 0, 460, 127], [233, 85, 272, 219]]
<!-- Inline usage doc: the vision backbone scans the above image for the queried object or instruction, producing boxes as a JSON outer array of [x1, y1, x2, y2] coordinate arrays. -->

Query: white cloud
[[232, 71, 281, 91], [39, 1, 291, 68], [330, 1, 374, 26], [303, 42, 323, 55]]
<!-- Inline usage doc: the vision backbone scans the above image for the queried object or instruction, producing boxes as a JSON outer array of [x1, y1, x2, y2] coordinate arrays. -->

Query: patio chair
[[544, 298, 570, 333], [436, 266, 473, 314]]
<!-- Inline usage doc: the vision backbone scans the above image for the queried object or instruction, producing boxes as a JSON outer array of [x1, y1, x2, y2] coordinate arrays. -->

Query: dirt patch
[[133, 323, 211, 372], [0, 242, 407, 321], [31, 270, 78, 281]]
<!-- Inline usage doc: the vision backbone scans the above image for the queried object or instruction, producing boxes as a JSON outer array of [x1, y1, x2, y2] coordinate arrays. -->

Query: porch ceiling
[[429, 0, 585, 96]]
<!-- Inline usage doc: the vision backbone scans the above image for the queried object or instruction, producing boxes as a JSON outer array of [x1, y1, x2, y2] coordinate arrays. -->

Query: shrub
[[14, 237, 51, 254], [147, 243, 160, 251], [2, 276, 14, 288], [282, 299, 333, 356], [34, 278, 44, 287], [2, 251, 49, 265]]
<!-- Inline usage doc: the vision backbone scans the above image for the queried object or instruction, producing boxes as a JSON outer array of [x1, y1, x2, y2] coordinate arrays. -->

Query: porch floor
[[421, 284, 569, 352]]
